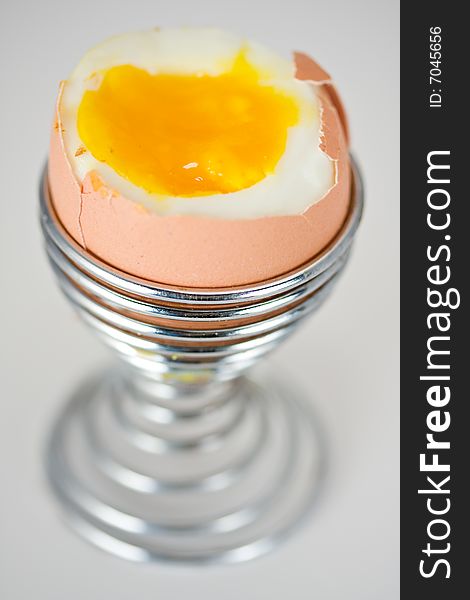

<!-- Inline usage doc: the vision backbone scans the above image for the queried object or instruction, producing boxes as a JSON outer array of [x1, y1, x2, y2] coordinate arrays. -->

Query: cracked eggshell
[[293, 52, 350, 145], [48, 54, 350, 289]]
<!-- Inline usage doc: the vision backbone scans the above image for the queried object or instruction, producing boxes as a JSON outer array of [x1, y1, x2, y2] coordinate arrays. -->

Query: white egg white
[[60, 28, 334, 219]]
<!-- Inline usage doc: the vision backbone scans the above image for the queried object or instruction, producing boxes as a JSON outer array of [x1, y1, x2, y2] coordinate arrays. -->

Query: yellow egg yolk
[[77, 51, 301, 196]]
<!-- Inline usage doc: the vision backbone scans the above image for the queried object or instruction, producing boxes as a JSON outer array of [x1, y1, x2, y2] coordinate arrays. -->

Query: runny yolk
[[77, 51, 300, 197]]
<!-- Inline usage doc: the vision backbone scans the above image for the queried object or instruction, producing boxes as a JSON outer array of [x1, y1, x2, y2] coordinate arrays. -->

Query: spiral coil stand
[[40, 159, 363, 563]]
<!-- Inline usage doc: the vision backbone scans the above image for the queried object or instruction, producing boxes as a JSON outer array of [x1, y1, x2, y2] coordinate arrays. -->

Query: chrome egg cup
[[40, 159, 363, 563]]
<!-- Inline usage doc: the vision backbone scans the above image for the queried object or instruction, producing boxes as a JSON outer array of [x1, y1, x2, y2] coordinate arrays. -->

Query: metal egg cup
[[40, 158, 363, 563]]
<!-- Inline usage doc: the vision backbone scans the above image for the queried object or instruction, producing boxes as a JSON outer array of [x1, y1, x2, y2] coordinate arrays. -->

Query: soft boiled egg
[[48, 28, 351, 287]]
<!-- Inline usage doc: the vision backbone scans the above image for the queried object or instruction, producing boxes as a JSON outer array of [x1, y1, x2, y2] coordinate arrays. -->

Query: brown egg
[[48, 28, 350, 288]]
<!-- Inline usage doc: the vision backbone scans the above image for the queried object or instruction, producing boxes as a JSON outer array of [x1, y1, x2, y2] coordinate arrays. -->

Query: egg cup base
[[45, 367, 323, 563]]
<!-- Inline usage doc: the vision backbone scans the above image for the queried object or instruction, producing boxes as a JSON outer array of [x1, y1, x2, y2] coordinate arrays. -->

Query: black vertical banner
[[401, 2, 468, 597]]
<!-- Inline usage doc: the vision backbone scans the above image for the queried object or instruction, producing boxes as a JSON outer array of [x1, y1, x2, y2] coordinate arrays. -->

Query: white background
[[0, 0, 399, 597]]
